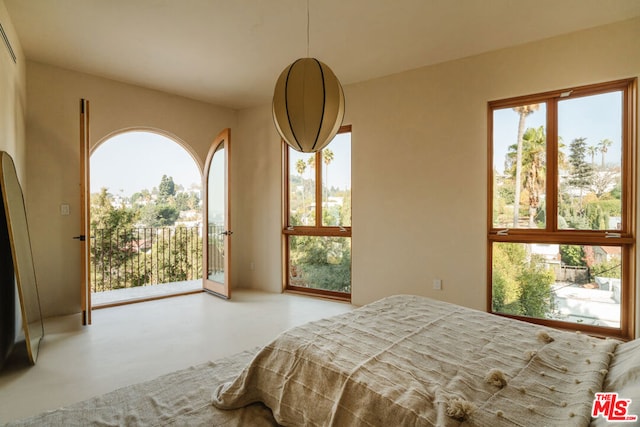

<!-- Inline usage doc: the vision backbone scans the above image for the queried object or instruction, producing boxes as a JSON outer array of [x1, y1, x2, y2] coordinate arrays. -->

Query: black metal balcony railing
[[207, 226, 225, 278], [91, 226, 204, 293]]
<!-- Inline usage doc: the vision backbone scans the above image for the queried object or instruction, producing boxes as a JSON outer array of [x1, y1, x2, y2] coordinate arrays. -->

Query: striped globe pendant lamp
[[272, 57, 345, 153]]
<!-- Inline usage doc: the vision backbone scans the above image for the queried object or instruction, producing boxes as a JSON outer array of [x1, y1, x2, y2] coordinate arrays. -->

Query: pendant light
[[272, 1, 345, 153]]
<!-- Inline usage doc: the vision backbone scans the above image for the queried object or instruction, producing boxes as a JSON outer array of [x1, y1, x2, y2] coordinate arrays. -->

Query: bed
[[6, 295, 640, 426]]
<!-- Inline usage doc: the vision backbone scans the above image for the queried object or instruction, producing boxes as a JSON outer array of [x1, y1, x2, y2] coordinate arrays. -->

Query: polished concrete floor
[[91, 279, 202, 306], [0, 290, 353, 423]]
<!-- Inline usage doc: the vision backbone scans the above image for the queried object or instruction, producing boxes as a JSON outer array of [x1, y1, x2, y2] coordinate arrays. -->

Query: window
[[488, 79, 636, 339], [283, 125, 351, 300]]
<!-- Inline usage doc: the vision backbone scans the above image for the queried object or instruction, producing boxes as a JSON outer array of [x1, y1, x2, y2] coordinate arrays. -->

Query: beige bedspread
[[213, 295, 620, 426], [6, 349, 277, 427], [7, 295, 630, 426]]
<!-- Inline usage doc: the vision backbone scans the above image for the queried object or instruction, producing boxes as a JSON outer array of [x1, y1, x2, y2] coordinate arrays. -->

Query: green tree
[[140, 203, 179, 227], [567, 137, 594, 209], [587, 145, 598, 166], [339, 190, 352, 226], [158, 175, 176, 200], [90, 175, 203, 292], [506, 126, 547, 228], [321, 148, 338, 224], [492, 243, 554, 317], [517, 258, 555, 318], [151, 226, 202, 283], [560, 245, 585, 266], [296, 159, 307, 222], [322, 148, 334, 194], [511, 104, 540, 227], [583, 201, 615, 230], [590, 259, 621, 279], [290, 236, 350, 293], [131, 189, 152, 206], [492, 243, 524, 312], [90, 188, 139, 291], [610, 181, 622, 200], [598, 138, 613, 168], [174, 191, 200, 211]]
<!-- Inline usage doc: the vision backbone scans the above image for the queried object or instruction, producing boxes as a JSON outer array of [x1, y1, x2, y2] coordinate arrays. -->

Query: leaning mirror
[[0, 151, 44, 364]]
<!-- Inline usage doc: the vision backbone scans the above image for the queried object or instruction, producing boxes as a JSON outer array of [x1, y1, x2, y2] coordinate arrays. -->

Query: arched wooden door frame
[[202, 128, 231, 299], [80, 122, 206, 318]]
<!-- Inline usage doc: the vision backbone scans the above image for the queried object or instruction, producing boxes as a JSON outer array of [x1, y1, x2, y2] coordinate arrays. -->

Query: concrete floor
[[91, 279, 202, 306], [0, 290, 353, 423]]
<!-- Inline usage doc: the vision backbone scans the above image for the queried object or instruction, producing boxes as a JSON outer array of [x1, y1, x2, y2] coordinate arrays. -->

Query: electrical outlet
[[60, 203, 70, 216], [433, 279, 442, 290]]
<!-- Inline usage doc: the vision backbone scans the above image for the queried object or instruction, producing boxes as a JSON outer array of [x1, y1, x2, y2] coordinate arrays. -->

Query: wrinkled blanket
[[6, 349, 277, 427], [213, 295, 620, 426]]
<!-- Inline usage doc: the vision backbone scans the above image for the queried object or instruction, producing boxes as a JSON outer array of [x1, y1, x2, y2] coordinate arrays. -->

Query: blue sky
[[91, 131, 202, 196], [288, 132, 352, 191], [92, 130, 352, 198], [492, 91, 623, 174], [93, 95, 617, 197]]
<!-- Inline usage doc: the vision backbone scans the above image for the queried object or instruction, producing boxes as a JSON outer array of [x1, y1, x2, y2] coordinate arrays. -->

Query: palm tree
[[522, 127, 546, 227], [598, 138, 613, 168], [512, 104, 540, 227], [296, 159, 307, 222], [323, 149, 334, 166], [587, 145, 598, 166], [296, 158, 307, 176], [322, 149, 334, 205], [506, 126, 546, 228]]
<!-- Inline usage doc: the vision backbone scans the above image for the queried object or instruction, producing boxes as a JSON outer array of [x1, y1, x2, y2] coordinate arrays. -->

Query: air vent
[[0, 21, 16, 64]]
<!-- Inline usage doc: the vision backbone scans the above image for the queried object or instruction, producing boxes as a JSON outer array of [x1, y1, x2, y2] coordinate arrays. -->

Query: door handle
[[220, 230, 234, 236], [73, 235, 95, 241]]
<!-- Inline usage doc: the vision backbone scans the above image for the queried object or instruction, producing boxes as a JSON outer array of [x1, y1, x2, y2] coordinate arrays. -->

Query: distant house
[[595, 246, 621, 263], [584, 246, 621, 266], [609, 216, 622, 230], [530, 244, 560, 264]]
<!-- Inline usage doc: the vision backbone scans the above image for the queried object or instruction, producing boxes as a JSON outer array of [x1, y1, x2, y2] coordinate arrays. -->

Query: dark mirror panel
[[0, 151, 43, 365], [0, 191, 16, 368]]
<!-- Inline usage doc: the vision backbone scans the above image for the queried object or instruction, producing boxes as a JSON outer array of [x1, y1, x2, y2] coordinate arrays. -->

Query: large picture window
[[283, 125, 351, 300], [488, 79, 636, 339]]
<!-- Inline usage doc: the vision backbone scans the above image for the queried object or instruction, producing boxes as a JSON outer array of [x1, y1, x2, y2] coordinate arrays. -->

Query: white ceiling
[[5, 0, 640, 109]]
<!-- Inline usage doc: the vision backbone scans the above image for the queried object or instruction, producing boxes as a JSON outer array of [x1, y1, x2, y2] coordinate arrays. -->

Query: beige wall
[[25, 62, 237, 317], [0, 0, 26, 339], [235, 18, 640, 329], [11, 10, 640, 336], [233, 104, 284, 294], [0, 0, 26, 181]]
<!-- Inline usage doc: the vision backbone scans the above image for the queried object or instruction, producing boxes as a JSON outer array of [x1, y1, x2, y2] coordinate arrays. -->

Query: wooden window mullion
[[546, 98, 559, 232], [487, 78, 636, 339]]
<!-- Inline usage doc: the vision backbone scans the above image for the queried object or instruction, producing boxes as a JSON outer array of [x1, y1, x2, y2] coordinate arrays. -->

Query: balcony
[[91, 279, 202, 306], [91, 225, 208, 306]]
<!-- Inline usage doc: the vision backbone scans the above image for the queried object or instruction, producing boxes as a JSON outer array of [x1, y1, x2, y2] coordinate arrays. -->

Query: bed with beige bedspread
[[6, 295, 640, 426]]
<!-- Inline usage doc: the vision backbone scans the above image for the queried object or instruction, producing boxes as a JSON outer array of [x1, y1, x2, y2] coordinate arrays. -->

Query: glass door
[[203, 129, 231, 298]]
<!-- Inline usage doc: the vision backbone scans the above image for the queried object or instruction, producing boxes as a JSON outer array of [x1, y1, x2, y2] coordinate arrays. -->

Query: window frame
[[487, 78, 637, 339], [282, 125, 352, 301]]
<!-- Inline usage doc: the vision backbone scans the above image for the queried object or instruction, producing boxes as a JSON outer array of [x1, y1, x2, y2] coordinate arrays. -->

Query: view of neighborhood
[[491, 92, 624, 329], [90, 175, 204, 293], [287, 139, 352, 294]]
